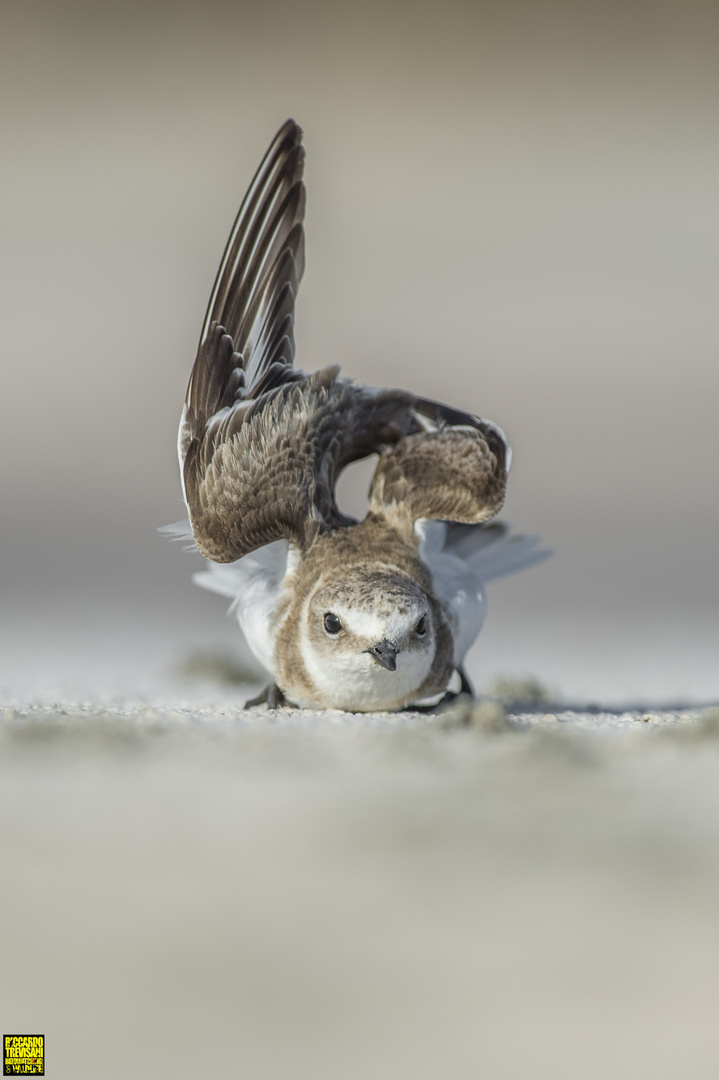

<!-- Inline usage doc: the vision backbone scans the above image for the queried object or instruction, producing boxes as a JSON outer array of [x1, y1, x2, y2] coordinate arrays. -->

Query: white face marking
[[338, 605, 416, 644], [297, 584, 437, 711]]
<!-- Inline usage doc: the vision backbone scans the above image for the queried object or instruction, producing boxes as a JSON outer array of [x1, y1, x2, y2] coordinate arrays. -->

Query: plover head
[[297, 566, 439, 711]]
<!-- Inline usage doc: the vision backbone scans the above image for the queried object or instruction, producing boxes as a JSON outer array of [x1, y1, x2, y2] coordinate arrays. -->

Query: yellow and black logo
[[3, 1036, 44, 1076]]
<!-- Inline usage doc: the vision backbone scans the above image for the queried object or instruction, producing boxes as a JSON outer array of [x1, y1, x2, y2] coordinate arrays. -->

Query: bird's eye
[[323, 613, 342, 635], [415, 615, 427, 637]]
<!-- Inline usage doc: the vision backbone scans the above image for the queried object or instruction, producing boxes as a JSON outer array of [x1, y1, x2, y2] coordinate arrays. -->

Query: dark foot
[[244, 683, 287, 709]]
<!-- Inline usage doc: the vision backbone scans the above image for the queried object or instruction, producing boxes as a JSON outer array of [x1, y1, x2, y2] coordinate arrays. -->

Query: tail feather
[[444, 522, 551, 583], [443, 520, 509, 559], [193, 539, 289, 614], [158, 519, 197, 552]]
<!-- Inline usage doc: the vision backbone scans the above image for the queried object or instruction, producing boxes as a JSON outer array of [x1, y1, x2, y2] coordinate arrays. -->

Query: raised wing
[[178, 120, 510, 563], [367, 424, 509, 534]]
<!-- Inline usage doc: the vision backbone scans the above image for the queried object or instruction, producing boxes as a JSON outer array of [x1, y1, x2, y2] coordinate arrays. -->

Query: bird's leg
[[244, 683, 287, 709], [244, 685, 270, 707], [267, 683, 286, 709]]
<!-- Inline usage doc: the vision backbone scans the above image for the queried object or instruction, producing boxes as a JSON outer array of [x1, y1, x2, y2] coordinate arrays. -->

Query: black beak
[[366, 639, 398, 672]]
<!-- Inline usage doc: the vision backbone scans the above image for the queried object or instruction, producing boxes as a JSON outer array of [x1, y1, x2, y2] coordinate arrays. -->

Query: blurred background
[[3, 6, 719, 1079], [1, 0, 718, 702]]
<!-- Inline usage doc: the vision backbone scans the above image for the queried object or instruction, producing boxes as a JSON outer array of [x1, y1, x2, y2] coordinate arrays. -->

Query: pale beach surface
[[2, 628, 719, 1079], [3, 1, 719, 1074]]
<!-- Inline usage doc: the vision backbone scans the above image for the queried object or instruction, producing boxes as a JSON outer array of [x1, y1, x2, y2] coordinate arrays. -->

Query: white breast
[[296, 637, 434, 712]]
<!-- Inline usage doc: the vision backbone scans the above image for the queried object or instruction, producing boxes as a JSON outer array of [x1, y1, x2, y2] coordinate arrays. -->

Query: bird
[[168, 119, 547, 712]]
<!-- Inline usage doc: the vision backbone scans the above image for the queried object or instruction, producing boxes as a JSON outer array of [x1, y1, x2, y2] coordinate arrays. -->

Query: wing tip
[[277, 118, 304, 156]]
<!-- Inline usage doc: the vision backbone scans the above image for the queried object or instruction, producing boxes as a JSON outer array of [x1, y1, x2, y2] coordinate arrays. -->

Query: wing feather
[[200, 125, 305, 353], [367, 423, 508, 534], [179, 120, 510, 563], [184, 120, 306, 441]]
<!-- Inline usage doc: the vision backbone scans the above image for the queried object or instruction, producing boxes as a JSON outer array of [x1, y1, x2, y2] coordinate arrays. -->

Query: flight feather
[[179, 121, 510, 563]]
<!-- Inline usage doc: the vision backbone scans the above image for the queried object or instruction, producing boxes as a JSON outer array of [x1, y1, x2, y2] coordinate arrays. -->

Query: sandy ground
[[1, 507, 717, 1080], [3, 4, 719, 1074], [2, 674, 719, 1080], [1, 544, 717, 1080]]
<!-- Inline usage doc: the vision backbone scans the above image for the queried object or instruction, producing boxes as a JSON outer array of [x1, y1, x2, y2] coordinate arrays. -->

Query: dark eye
[[415, 615, 427, 637], [323, 613, 342, 635]]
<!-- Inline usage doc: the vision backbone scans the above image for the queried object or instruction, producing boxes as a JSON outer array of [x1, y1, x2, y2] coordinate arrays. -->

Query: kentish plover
[[168, 120, 546, 711]]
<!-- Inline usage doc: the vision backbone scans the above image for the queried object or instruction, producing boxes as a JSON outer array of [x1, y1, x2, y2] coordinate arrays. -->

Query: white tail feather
[[158, 519, 197, 552]]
